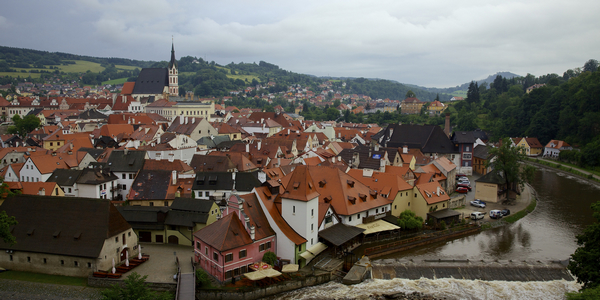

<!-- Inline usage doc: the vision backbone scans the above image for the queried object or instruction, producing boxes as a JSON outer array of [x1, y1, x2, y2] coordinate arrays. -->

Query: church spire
[[169, 38, 177, 69]]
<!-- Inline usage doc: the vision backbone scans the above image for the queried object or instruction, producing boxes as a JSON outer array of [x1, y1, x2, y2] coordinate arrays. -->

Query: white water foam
[[272, 278, 580, 300]]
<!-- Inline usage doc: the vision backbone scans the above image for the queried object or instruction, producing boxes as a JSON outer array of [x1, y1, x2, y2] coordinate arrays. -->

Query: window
[[311, 238, 313, 245], [123, 184, 127, 190], [150, 202, 154, 206], [68, 188, 72, 193], [239, 249, 247, 259], [196, 242, 201, 249], [74, 261, 79, 267], [205, 247, 208, 255], [225, 270, 232, 279], [213, 252, 218, 261], [357, 213, 361, 219], [43, 258, 47, 264], [293, 206, 295, 214], [408, 202, 411, 206], [9, 255, 12, 261], [266, 241, 271, 250], [349, 216, 352, 222], [376, 208, 379, 214], [311, 223, 314, 231], [382, 207, 386, 212], [259, 243, 265, 252], [115, 236, 118, 243], [394, 205, 397, 210], [128, 232, 131, 237], [234, 268, 240, 277], [225, 253, 233, 263], [27, 256, 31, 262], [61, 260, 64, 265], [311, 209, 314, 217], [87, 262, 92, 268], [122, 174, 126, 179], [164, 201, 169, 206]]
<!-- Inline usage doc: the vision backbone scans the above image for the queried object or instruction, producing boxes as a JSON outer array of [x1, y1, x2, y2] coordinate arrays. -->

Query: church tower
[[168, 41, 179, 97]]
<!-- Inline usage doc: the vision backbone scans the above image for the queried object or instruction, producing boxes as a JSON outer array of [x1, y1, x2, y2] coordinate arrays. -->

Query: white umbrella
[[138, 245, 142, 260], [125, 250, 129, 267], [112, 258, 116, 274]]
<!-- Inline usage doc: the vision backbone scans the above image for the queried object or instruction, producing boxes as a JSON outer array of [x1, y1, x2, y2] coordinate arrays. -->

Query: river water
[[275, 168, 599, 299]]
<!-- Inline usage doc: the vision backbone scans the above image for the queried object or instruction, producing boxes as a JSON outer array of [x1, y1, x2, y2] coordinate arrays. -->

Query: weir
[[371, 258, 574, 282]]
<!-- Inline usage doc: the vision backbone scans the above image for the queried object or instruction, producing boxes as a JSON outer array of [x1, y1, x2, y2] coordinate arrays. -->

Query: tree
[[0, 177, 17, 245], [405, 90, 416, 98], [101, 272, 172, 300], [396, 210, 423, 230], [569, 201, 600, 290], [262, 251, 277, 266], [583, 59, 599, 72], [486, 138, 536, 201], [466, 81, 480, 104], [195, 269, 211, 288], [7, 114, 41, 138]]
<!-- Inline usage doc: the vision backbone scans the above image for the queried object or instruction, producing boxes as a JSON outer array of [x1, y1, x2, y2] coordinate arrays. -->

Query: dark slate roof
[[165, 210, 209, 227], [196, 135, 230, 148], [451, 131, 477, 144], [472, 129, 489, 141], [475, 170, 505, 185], [78, 147, 106, 160], [0, 195, 131, 258], [27, 108, 44, 116], [129, 170, 171, 200], [77, 109, 107, 120], [189, 154, 236, 172], [337, 145, 386, 170], [192, 172, 261, 192], [318, 223, 365, 247], [132, 68, 168, 95], [106, 150, 147, 172], [215, 140, 244, 149], [382, 124, 456, 154], [427, 209, 461, 219], [169, 43, 178, 69], [170, 197, 216, 213], [473, 145, 490, 160], [116, 206, 167, 231], [47, 168, 82, 186], [76, 167, 118, 185]]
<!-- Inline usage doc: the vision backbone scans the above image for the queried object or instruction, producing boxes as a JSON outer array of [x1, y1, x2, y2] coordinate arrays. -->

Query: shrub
[[262, 251, 277, 266], [195, 269, 211, 288], [440, 220, 447, 230]]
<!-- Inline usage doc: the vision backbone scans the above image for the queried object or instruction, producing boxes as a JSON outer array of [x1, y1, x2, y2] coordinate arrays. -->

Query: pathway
[[175, 254, 195, 300]]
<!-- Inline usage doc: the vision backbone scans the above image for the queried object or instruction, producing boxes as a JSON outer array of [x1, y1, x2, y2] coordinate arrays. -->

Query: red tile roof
[[194, 211, 253, 252]]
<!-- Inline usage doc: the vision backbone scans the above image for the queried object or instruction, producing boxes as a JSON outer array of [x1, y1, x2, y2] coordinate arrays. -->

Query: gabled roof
[[451, 131, 476, 144], [189, 154, 236, 172], [28, 155, 70, 174], [132, 68, 168, 95], [280, 165, 320, 202], [194, 211, 253, 252], [20, 182, 61, 196], [0, 195, 131, 258], [47, 168, 82, 186], [318, 223, 365, 247], [142, 159, 193, 173], [106, 150, 147, 172], [416, 181, 450, 205], [381, 124, 455, 154], [192, 172, 261, 192], [121, 82, 135, 95], [239, 193, 277, 241], [254, 186, 307, 245], [473, 145, 491, 160]]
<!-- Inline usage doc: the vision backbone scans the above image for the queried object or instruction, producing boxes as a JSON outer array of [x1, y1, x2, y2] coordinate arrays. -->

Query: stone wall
[[88, 276, 177, 292], [196, 273, 331, 300]]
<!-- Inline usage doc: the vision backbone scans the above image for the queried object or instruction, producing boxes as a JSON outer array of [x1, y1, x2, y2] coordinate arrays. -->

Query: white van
[[471, 212, 484, 220], [489, 210, 503, 219]]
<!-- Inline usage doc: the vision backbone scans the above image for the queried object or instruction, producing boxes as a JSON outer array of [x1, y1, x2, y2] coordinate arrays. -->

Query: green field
[[102, 77, 129, 85], [451, 90, 467, 97], [0, 270, 88, 286], [0, 60, 140, 78], [226, 74, 261, 82]]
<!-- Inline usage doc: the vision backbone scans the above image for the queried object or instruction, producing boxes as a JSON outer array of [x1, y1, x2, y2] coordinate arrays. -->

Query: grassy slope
[[0, 270, 88, 286], [0, 60, 140, 79]]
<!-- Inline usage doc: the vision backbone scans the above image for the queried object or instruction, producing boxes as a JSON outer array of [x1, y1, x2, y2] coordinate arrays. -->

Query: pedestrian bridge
[[371, 258, 574, 281]]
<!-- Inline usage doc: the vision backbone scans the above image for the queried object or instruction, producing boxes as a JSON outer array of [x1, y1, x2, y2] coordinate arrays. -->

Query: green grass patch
[[503, 198, 537, 224], [226, 74, 261, 82], [59, 60, 105, 73], [102, 77, 129, 85], [0, 270, 88, 286], [114, 64, 139, 71], [0, 71, 42, 78], [450, 90, 467, 97]]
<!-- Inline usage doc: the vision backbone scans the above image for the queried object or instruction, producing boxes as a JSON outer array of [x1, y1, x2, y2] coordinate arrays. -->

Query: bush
[[397, 210, 424, 230], [195, 269, 211, 288], [262, 251, 277, 266], [440, 220, 447, 230], [101, 272, 172, 300]]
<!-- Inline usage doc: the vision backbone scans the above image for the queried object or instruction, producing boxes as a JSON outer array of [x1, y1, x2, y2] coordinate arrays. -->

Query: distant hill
[[407, 72, 522, 95]]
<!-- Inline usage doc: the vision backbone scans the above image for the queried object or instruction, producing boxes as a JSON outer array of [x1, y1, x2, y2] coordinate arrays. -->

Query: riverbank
[[525, 157, 600, 185]]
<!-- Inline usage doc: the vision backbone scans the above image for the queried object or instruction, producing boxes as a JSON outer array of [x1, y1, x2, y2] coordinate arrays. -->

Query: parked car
[[471, 212, 485, 220], [457, 183, 472, 191], [470, 200, 486, 208], [458, 179, 470, 185], [501, 209, 511, 216], [490, 210, 503, 219], [456, 174, 467, 179], [456, 187, 469, 194]]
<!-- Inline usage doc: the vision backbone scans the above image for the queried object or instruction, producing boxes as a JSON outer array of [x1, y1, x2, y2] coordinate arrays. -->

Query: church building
[[131, 42, 179, 101]]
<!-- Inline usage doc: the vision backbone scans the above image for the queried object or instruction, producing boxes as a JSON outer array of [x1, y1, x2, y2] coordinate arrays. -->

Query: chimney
[[277, 157, 281, 167], [287, 129, 290, 135], [352, 152, 360, 168], [444, 113, 451, 137], [379, 157, 386, 172], [124, 148, 128, 155], [122, 95, 126, 103], [39, 188, 45, 196], [179, 114, 184, 124], [250, 226, 256, 240], [192, 118, 195, 124], [172, 170, 177, 185], [261, 118, 264, 123], [185, 117, 188, 124], [258, 141, 262, 151], [374, 144, 379, 151], [437, 186, 440, 196], [403, 145, 408, 154], [246, 143, 249, 152]]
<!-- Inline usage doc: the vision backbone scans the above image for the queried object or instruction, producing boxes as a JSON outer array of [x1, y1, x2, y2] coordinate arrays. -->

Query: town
[[0, 45, 589, 300]]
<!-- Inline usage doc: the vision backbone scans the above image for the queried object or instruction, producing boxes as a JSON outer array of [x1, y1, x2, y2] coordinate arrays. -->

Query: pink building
[[194, 193, 276, 283]]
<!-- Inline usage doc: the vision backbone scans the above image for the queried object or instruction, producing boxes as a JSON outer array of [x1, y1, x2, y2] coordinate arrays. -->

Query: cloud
[[2, 0, 600, 87], [0, 16, 9, 29]]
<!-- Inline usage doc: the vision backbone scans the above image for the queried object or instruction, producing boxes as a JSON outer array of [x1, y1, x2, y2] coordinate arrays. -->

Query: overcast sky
[[1, 0, 598, 87]]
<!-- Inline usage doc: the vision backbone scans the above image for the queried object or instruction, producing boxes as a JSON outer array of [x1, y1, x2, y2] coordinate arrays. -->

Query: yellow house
[[514, 137, 544, 157], [412, 182, 450, 220], [118, 198, 221, 246], [427, 100, 445, 115]]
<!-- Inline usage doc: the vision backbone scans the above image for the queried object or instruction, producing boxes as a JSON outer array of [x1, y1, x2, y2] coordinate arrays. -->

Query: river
[[274, 168, 599, 299]]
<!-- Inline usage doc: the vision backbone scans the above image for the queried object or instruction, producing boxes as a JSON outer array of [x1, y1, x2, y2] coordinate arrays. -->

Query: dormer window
[[347, 180, 355, 187], [359, 193, 367, 202], [319, 180, 327, 187], [293, 182, 300, 190], [348, 196, 356, 204]]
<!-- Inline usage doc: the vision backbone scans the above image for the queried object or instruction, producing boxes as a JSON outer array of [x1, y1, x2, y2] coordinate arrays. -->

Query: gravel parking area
[[0, 279, 102, 300]]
